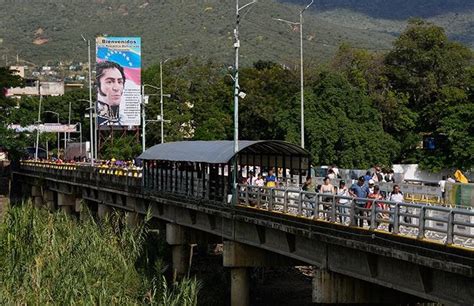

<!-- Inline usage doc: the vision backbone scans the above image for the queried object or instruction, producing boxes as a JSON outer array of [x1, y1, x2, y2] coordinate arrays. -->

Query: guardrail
[[19, 160, 143, 192], [237, 184, 474, 249], [20, 160, 142, 177], [17, 162, 474, 249]]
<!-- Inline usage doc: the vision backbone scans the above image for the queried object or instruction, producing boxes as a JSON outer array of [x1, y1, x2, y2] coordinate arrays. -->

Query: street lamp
[[141, 83, 171, 152], [81, 34, 95, 163], [274, 0, 314, 149], [44, 110, 60, 153]]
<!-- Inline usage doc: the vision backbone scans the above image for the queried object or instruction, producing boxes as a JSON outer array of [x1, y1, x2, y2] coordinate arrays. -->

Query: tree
[[142, 58, 232, 145], [385, 19, 474, 169], [0, 67, 27, 160], [293, 71, 400, 168], [238, 61, 299, 140]]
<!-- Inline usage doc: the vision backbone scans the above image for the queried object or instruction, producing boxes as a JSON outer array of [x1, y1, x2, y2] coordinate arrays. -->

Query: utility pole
[[274, 0, 313, 149]]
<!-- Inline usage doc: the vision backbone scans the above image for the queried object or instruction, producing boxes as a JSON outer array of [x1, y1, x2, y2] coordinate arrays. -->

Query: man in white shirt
[[447, 175, 456, 183], [438, 176, 446, 202]]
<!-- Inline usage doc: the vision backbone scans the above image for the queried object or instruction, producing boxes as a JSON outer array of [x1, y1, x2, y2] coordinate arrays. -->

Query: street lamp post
[[35, 80, 42, 160], [77, 122, 83, 156], [159, 59, 170, 144], [44, 110, 60, 153], [78, 98, 94, 165], [81, 35, 95, 164], [274, 0, 314, 149], [68, 101, 72, 143], [232, 0, 256, 204]]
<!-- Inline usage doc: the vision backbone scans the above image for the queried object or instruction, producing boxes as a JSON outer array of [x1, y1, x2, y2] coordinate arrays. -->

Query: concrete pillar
[[74, 198, 83, 213], [223, 241, 297, 306], [60, 205, 73, 215], [57, 193, 75, 215], [44, 190, 55, 211], [312, 269, 373, 303], [166, 223, 190, 279], [125, 212, 142, 227], [31, 185, 43, 208], [98, 203, 111, 219], [231, 268, 250, 306], [171, 244, 190, 278], [31, 185, 42, 197], [33, 196, 43, 208]]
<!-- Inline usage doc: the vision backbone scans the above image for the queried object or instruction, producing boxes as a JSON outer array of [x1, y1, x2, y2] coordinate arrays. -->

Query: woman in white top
[[337, 180, 349, 223]]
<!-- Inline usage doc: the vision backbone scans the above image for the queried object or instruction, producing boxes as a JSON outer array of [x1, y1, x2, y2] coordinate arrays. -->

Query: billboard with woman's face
[[96, 37, 141, 127]]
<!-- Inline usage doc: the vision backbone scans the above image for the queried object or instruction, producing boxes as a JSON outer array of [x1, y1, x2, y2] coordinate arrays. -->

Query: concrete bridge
[[12, 141, 474, 305]]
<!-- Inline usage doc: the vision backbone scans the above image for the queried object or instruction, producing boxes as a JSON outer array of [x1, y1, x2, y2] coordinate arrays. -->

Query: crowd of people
[[238, 165, 412, 230], [301, 172, 405, 230]]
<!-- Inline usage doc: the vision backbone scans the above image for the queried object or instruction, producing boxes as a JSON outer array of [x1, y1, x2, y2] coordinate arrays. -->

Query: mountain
[[0, 0, 472, 67]]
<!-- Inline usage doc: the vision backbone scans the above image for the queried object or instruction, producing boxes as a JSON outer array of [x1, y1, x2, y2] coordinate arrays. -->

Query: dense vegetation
[[1, 20, 473, 171], [1, 0, 473, 66], [0, 204, 200, 305]]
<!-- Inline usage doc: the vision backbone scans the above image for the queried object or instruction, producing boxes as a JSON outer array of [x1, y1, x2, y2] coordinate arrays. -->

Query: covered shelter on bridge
[[138, 140, 311, 204]]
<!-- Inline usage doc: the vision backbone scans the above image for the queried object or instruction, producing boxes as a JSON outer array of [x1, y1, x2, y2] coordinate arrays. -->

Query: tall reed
[[0, 203, 200, 305]]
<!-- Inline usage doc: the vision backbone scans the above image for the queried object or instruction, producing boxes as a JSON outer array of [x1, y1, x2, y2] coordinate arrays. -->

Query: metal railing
[[17, 162, 474, 249], [237, 184, 474, 249]]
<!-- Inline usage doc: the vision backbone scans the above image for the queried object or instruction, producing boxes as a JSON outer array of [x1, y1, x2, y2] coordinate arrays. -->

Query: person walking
[[438, 176, 446, 203], [337, 180, 350, 223], [349, 176, 370, 227], [366, 185, 384, 227], [302, 176, 316, 217], [388, 185, 404, 232], [319, 177, 335, 219]]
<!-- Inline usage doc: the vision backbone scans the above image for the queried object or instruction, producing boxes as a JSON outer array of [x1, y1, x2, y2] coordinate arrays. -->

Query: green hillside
[[0, 0, 472, 67]]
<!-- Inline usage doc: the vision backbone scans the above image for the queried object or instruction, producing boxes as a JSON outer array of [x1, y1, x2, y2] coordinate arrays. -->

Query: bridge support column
[[43, 190, 55, 211], [230, 268, 250, 306], [57, 193, 75, 215], [166, 223, 190, 279], [74, 198, 84, 213], [223, 241, 297, 306], [312, 269, 375, 303], [126, 212, 142, 227], [98, 203, 111, 219], [31, 185, 43, 208]]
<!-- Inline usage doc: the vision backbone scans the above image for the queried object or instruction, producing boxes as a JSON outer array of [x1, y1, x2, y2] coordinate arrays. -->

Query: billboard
[[96, 37, 141, 127]]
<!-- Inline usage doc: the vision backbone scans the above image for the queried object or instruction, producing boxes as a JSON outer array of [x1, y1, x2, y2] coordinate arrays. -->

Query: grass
[[0, 203, 200, 305]]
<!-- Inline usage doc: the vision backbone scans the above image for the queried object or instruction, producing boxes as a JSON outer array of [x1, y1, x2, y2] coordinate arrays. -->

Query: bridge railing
[[238, 184, 474, 249], [19, 161, 142, 192]]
